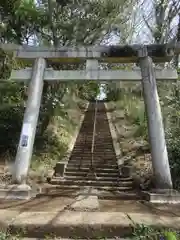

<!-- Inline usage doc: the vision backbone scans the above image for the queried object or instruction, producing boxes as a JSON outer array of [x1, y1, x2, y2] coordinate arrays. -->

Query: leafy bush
[[117, 92, 148, 139], [132, 224, 178, 240], [166, 127, 180, 189], [162, 82, 180, 189], [105, 88, 122, 101], [0, 104, 23, 155]]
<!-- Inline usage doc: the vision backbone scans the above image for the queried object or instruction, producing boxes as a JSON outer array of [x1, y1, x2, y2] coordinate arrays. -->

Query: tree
[[35, 0, 135, 134], [0, 0, 135, 155], [138, 0, 180, 44]]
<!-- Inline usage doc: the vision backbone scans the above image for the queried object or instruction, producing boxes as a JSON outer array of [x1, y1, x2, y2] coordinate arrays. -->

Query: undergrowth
[[0, 96, 86, 182], [0, 225, 179, 239], [29, 98, 86, 176], [115, 93, 148, 140], [131, 224, 179, 240], [109, 83, 180, 190]]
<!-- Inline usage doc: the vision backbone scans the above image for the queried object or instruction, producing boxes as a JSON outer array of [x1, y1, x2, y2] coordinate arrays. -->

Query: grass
[[0, 225, 178, 239], [117, 94, 147, 139]]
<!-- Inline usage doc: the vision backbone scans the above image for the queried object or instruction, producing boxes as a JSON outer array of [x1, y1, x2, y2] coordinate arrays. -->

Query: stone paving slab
[[0, 210, 180, 238], [0, 198, 180, 237], [5, 211, 133, 238], [68, 195, 99, 211]]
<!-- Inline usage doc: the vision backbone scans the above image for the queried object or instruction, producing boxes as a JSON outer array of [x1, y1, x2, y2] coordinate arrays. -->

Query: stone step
[[41, 186, 137, 199], [69, 155, 114, 157], [67, 163, 118, 169], [66, 167, 119, 173], [69, 156, 116, 160], [65, 171, 120, 177], [73, 142, 113, 144], [72, 144, 114, 148], [69, 156, 116, 159], [68, 158, 117, 164], [64, 173, 132, 181], [50, 178, 133, 187], [71, 148, 109, 151], [63, 175, 120, 181], [69, 158, 116, 161], [71, 151, 114, 154], [43, 184, 133, 192], [68, 159, 116, 162], [0, 210, 140, 238], [73, 146, 113, 148]]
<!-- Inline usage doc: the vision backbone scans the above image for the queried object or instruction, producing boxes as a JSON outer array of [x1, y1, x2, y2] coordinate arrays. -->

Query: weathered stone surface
[[105, 103, 122, 168], [69, 195, 99, 211], [141, 189, 180, 204], [1, 198, 180, 238], [2, 43, 179, 63], [10, 68, 178, 82], [0, 184, 39, 200], [10, 211, 133, 238], [1, 210, 180, 238]]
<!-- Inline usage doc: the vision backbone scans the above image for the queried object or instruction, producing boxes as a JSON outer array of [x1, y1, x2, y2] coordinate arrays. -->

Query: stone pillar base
[[0, 184, 41, 200], [141, 189, 180, 204]]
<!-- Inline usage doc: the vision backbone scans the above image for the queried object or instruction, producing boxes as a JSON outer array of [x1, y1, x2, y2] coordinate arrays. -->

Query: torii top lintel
[[1, 43, 180, 63]]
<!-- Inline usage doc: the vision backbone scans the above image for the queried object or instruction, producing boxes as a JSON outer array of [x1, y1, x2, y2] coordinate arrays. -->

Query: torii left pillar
[[13, 58, 46, 184]]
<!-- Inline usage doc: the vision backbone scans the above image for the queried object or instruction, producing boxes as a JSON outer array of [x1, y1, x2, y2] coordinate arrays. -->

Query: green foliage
[[132, 224, 178, 240], [77, 82, 100, 101], [158, 81, 180, 189], [0, 0, 136, 176], [0, 81, 24, 155], [115, 91, 148, 139], [104, 83, 122, 101], [0, 0, 113, 164], [0, 228, 25, 240], [166, 126, 180, 189], [0, 105, 23, 153], [0, 0, 46, 44]]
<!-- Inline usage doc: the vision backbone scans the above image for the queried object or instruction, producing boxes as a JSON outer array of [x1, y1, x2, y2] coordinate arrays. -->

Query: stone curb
[[64, 102, 89, 160], [104, 103, 123, 168]]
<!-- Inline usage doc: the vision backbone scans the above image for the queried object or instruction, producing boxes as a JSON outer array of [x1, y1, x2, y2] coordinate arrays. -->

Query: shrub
[[0, 104, 23, 155]]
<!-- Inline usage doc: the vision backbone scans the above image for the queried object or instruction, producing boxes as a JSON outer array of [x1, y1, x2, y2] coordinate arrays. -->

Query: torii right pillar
[[138, 46, 173, 189]]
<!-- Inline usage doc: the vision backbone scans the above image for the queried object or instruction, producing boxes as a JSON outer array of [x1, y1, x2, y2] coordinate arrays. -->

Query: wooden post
[[138, 46, 173, 189]]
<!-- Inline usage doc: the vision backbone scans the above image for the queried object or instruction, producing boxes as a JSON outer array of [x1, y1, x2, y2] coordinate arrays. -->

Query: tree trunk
[[174, 14, 180, 68]]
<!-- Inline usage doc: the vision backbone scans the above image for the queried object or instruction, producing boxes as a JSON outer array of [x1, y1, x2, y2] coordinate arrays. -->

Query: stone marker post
[[138, 46, 173, 189], [13, 58, 46, 184]]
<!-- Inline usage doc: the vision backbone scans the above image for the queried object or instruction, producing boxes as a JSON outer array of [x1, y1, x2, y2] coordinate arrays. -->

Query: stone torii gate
[[1, 43, 179, 195]]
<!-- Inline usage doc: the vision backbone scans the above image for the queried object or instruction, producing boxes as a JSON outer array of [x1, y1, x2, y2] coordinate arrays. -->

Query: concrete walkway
[[0, 197, 180, 238]]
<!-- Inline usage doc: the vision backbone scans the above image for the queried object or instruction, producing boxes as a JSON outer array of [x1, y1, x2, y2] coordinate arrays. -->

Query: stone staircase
[[49, 102, 137, 199]]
